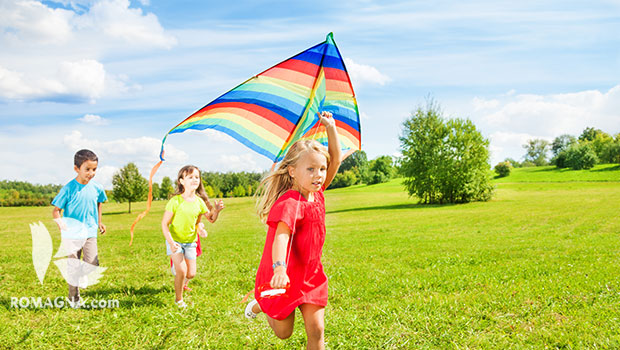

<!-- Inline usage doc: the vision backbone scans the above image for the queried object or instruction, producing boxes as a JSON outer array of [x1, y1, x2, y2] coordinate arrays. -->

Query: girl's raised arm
[[319, 111, 341, 189]]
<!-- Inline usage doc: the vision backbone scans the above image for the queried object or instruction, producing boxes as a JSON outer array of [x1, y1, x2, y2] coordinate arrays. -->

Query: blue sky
[[1, 0, 619, 188]]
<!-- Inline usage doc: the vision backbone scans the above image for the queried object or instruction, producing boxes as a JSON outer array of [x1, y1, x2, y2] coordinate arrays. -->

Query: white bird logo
[[29, 221, 106, 287]]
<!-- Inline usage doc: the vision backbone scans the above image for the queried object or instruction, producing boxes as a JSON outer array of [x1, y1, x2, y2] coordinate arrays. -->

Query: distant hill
[[493, 164, 620, 183]]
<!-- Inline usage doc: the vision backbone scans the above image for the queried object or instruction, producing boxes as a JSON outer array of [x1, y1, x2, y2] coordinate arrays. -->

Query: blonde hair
[[174, 165, 213, 210], [255, 140, 330, 223]]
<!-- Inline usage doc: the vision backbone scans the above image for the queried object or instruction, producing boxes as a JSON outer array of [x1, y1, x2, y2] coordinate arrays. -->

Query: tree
[[600, 139, 620, 164], [363, 155, 394, 185], [339, 150, 367, 171], [523, 139, 550, 166], [159, 176, 174, 200], [551, 134, 577, 157], [504, 157, 521, 168], [591, 131, 613, 162], [578, 127, 602, 142], [565, 143, 598, 170], [232, 184, 246, 197], [111, 163, 148, 213], [151, 183, 161, 200], [399, 101, 493, 204]]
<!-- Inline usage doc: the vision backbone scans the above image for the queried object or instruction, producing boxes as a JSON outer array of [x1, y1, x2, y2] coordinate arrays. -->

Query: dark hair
[[74, 149, 98, 168], [174, 165, 213, 210]]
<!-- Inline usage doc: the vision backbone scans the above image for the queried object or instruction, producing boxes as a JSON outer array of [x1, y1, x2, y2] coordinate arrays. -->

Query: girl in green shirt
[[162, 165, 224, 307]]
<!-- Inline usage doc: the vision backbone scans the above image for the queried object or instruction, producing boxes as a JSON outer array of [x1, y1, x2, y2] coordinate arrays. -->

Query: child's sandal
[[245, 299, 259, 319]]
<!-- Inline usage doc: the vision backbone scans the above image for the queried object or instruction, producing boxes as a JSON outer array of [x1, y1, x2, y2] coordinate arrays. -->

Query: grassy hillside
[[494, 164, 620, 183], [1, 175, 619, 348]]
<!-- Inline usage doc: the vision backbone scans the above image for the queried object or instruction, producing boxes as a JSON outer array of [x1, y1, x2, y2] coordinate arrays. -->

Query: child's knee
[[273, 327, 294, 340], [306, 322, 324, 340], [185, 271, 196, 279]]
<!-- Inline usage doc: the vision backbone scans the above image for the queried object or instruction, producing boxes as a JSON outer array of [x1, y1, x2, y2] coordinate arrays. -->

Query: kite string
[[129, 157, 163, 246]]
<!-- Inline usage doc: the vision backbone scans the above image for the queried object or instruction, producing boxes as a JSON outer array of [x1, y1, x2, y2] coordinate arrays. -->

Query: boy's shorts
[[165, 240, 197, 260]]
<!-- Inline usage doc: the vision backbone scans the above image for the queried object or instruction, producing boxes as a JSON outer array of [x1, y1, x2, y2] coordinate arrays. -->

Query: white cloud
[[78, 113, 108, 125], [481, 85, 620, 137], [0, 59, 120, 102], [472, 97, 499, 111], [0, 1, 74, 44], [474, 85, 620, 164], [343, 57, 391, 86], [63, 130, 187, 162], [0, 0, 174, 103], [77, 0, 176, 49]]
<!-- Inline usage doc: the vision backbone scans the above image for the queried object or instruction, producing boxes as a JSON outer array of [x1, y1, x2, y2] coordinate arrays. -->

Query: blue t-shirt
[[52, 179, 107, 239]]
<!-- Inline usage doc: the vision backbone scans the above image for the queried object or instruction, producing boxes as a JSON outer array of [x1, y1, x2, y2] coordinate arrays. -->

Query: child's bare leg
[[171, 253, 187, 302], [299, 304, 325, 350], [185, 257, 196, 283], [267, 311, 295, 339]]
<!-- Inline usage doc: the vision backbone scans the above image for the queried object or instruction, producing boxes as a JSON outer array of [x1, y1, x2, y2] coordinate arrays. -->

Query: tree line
[[109, 154, 397, 212], [0, 181, 62, 207], [495, 127, 620, 177]]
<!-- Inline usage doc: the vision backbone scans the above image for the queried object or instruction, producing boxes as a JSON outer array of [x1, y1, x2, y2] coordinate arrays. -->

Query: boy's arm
[[320, 111, 342, 189], [98, 202, 106, 235], [270, 222, 291, 288], [52, 206, 67, 231]]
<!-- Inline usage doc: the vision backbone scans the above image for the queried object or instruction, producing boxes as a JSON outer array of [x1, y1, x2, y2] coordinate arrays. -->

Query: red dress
[[254, 189, 328, 320]]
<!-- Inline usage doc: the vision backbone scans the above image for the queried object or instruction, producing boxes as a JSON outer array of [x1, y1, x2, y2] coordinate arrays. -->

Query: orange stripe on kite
[[261, 67, 316, 89]]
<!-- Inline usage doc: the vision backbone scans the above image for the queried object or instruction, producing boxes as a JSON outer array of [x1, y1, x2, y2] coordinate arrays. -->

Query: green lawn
[[1, 166, 620, 349]]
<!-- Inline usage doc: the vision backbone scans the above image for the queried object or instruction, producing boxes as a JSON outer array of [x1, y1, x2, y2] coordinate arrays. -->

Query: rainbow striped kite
[[130, 33, 361, 244], [161, 32, 361, 163]]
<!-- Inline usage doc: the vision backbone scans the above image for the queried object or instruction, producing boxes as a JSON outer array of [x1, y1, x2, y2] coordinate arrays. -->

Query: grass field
[[1, 166, 620, 349]]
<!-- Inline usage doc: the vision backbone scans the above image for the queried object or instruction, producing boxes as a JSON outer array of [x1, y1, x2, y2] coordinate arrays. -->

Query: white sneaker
[[245, 299, 259, 319], [176, 299, 187, 309]]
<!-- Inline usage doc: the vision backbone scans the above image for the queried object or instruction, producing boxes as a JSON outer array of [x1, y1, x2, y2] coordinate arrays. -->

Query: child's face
[[289, 151, 327, 196], [180, 168, 201, 193], [74, 160, 98, 184]]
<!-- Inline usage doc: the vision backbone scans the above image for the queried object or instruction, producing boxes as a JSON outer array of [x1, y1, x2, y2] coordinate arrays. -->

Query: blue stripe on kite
[[208, 91, 304, 125], [168, 123, 278, 162], [322, 106, 360, 130], [293, 51, 346, 71]]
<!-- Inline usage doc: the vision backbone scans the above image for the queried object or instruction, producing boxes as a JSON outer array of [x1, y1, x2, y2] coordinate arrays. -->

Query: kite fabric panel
[[160, 32, 361, 163]]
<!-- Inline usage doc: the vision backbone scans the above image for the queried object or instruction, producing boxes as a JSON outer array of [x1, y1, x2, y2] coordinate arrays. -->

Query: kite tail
[[129, 158, 164, 246]]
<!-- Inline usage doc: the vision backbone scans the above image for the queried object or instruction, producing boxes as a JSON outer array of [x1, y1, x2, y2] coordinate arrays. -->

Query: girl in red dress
[[245, 111, 341, 350]]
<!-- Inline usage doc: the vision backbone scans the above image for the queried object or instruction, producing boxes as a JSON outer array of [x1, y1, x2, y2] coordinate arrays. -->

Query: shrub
[[565, 143, 598, 170], [494, 161, 512, 177], [329, 170, 358, 189]]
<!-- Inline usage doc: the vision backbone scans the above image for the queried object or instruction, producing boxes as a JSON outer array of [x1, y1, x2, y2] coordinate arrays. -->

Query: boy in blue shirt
[[52, 149, 107, 306]]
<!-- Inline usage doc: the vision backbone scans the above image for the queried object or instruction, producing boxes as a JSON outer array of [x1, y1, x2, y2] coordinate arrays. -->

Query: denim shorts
[[165, 241, 197, 260]]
